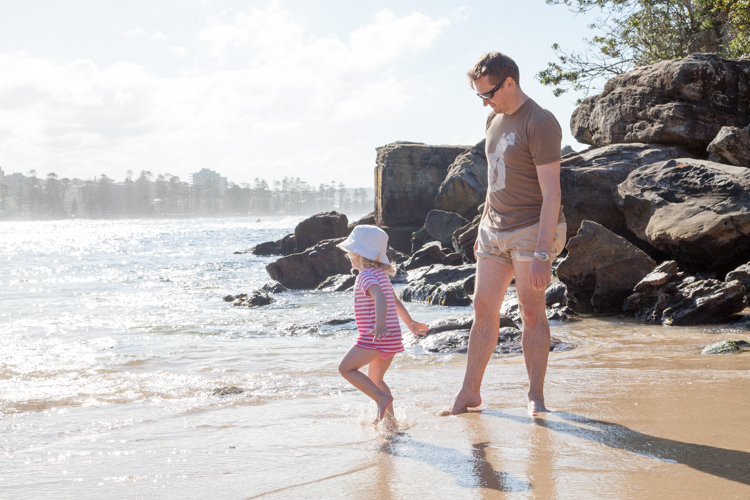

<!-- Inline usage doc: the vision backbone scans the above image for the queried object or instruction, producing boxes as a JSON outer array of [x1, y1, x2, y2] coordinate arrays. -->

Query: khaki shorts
[[476, 221, 567, 266]]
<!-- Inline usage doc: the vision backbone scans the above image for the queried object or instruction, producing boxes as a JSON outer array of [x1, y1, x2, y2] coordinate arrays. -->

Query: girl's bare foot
[[373, 393, 394, 424]]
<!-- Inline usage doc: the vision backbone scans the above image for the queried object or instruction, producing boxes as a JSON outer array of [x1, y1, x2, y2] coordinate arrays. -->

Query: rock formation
[[401, 242, 462, 271], [615, 158, 750, 276], [294, 211, 349, 253], [726, 262, 750, 300], [707, 124, 750, 167], [266, 238, 351, 289], [571, 54, 750, 154], [560, 143, 691, 250], [624, 261, 747, 325], [433, 140, 488, 220], [557, 220, 656, 314]]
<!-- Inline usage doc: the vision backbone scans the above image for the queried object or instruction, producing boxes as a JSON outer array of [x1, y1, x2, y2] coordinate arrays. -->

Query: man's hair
[[467, 52, 520, 89]]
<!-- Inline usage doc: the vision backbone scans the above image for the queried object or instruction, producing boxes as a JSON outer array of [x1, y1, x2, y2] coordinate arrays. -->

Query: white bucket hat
[[337, 225, 390, 264]]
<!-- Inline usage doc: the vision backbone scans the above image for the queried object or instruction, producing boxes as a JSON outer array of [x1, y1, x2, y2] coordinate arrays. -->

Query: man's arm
[[530, 160, 562, 291]]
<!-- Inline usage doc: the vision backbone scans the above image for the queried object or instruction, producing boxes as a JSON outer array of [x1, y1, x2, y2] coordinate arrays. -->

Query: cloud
[[122, 27, 146, 37], [169, 46, 188, 58], [0, 6, 450, 185], [151, 31, 166, 40]]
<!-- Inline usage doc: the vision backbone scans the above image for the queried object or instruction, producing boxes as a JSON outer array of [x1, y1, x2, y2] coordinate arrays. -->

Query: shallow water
[[2, 218, 749, 499]]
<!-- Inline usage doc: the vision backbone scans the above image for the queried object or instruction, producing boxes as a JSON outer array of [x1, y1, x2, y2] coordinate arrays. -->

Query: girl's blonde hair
[[347, 251, 397, 277]]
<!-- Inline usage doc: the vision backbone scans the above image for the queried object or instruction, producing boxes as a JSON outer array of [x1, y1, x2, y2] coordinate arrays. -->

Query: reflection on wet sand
[[377, 437, 531, 492], [486, 410, 750, 486]]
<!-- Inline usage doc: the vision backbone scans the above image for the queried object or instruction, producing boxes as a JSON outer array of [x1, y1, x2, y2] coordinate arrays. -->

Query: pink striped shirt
[[353, 267, 403, 356]]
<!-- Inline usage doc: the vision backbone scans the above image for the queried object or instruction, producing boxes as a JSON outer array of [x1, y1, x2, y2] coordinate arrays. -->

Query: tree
[[537, 0, 750, 99]]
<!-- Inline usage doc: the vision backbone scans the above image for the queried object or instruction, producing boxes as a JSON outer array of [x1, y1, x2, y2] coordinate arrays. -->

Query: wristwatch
[[533, 251, 550, 262]]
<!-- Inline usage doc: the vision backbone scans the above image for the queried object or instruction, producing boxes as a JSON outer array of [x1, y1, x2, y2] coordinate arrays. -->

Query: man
[[448, 52, 566, 416]]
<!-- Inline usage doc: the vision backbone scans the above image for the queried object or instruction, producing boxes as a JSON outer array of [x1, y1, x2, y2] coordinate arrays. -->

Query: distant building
[[190, 168, 227, 195]]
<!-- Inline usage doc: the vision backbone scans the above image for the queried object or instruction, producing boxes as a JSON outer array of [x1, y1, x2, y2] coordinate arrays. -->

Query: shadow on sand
[[484, 410, 750, 485], [377, 437, 531, 492]]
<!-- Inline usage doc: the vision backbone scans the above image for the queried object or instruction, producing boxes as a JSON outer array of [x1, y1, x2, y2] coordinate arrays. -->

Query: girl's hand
[[408, 321, 429, 337], [368, 325, 391, 341]]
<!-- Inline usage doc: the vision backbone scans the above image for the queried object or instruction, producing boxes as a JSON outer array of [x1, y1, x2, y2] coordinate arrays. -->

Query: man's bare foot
[[373, 394, 394, 424], [527, 398, 547, 416], [443, 390, 482, 415]]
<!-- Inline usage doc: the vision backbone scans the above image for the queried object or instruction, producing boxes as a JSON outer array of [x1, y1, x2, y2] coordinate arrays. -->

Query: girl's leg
[[339, 346, 393, 422], [368, 354, 395, 423]]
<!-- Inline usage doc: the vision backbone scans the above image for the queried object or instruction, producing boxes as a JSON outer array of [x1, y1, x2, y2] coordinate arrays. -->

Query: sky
[[0, 0, 600, 188]]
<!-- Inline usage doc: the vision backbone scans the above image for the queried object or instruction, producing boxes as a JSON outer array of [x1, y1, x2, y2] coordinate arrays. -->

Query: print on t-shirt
[[488, 132, 516, 191]]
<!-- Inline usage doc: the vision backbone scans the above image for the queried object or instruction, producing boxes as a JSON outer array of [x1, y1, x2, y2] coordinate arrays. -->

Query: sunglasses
[[476, 81, 505, 100]]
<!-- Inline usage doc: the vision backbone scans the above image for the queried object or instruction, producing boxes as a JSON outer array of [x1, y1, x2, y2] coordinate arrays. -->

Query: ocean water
[[2, 217, 749, 500]]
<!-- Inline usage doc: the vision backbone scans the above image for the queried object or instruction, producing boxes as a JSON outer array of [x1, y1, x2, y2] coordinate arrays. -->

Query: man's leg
[[513, 259, 550, 416], [448, 257, 515, 415]]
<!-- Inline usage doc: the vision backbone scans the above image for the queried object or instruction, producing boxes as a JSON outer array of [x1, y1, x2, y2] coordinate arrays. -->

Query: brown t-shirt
[[484, 98, 565, 231]]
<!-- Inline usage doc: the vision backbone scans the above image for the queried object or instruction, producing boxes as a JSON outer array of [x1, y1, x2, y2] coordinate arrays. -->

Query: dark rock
[[400, 280, 473, 306], [410, 227, 435, 254], [570, 54, 750, 154], [223, 294, 236, 302], [316, 274, 356, 291], [434, 140, 488, 220], [245, 233, 296, 256], [701, 340, 749, 355], [560, 143, 691, 251], [348, 212, 376, 230], [615, 158, 750, 276], [401, 242, 463, 271], [424, 210, 470, 247], [707, 125, 750, 167], [381, 225, 422, 255], [246, 292, 273, 307], [726, 262, 750, 300], [545, 283, 567, 307], [624, 260, 748, 325], [406, 264, 476, 286], [266, 238, 351, 289], [557, 220, 656, 314], [375, 142, 470, 227], [322, 318, 355, 326], [452, 214, 481, 263], [232, 298, 244, 306], [417, 326, 568, 355], [213, 387, 244, 395], [258, 280, 289, 294], [294, 211, 349, 253]]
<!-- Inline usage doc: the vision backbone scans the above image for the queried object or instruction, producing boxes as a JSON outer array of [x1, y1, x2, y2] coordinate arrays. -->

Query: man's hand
[[529, 257, 552, 291]]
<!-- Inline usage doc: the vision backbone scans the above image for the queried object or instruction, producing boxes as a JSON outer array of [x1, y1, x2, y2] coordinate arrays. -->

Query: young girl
[[337, 225, 428, 424]]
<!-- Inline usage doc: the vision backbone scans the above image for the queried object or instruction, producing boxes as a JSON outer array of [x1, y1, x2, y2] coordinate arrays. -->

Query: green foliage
[[538, 0, 750, 99]]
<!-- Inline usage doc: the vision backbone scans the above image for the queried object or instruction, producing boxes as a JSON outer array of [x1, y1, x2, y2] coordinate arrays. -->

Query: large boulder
[[560, 143, 692, 250], [266, 238, 351, 289], [406, 263, 476, 285], [401, 242, 462, 271], [423, 210, 470, 247], [375, 142, 469, 227], [707, 125, 750, 168], [726, 262, 750, 301], [433, 140, 488, 220], [615, 158, 750, 276], [294, 211, 349, 253], [347, 212, 375, 230], [557, 220, 656, 314], [571, 54, 750, 154], [624, 261, 747, 325], [245, 233, 295, 256], [401, 264, 477, 306]]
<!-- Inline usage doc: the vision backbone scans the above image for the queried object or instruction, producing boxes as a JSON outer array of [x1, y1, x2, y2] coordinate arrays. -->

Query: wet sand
[[247, 316, 750, 500]]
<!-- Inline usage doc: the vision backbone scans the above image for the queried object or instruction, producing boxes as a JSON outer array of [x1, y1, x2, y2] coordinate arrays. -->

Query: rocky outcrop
[[294, 211, 349, 253], [707, 125, 750, 167], [258, 281, 289, 294], [375, 141, 469, 228], [615, 158, 750, 276], [406, 263, 476, 286], [400, 280, 473, 306], [401, 242, 462, 271], [424, 210, 469, 247], [570, 54, 750, 154], [560, 143, 691, 250], [241, 233, 296, 256], [266, 238, 351, 289], [701, 340, 749, 355], [434, 140, 488, 220], [624, 260, 747, 325], [557, 220, 656, 314], [452, 214, 481, 263], [381, 225, 422, 255], [232, 291, 273, 307], [316, 274, 355, 291], [348, 212, 376, 230], [726, 262, 750, 300]]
